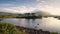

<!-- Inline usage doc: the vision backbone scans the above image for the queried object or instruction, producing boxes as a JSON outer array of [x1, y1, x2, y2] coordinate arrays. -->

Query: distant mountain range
[[0, 12, 11, 14], [0, 10, 52, 16], [31, 10, 52, 16]]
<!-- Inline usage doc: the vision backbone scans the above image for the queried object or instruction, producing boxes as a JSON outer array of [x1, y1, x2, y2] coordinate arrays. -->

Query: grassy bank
[[0, 22, 25, 34], [0, 15, 42, 19], [0, 15, 16, 18]]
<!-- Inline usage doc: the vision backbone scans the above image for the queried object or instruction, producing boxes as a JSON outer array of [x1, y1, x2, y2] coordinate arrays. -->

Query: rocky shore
[[16, 26, 58, 34]]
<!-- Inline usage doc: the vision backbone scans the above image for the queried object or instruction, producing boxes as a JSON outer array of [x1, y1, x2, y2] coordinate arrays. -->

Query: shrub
[[0, 22, 25, 34]]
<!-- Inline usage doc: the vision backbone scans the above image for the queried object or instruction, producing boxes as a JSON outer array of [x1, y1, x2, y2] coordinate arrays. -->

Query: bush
[[50, 32, 58, 34], [0, 22, 25, 34]]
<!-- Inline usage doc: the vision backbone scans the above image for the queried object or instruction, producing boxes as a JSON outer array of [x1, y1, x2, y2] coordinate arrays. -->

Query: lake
[[1, 17, 60, 33]]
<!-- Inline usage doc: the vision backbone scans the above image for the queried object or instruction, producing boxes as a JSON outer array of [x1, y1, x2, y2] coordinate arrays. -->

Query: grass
[[0, 22, 25, 34]]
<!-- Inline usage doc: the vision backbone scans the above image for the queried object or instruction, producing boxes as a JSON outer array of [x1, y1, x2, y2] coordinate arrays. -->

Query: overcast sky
[[0, 0, 60, 15]]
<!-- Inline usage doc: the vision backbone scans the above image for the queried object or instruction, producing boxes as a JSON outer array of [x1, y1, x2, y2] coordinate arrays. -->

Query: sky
[[0, 0, 60, 15]]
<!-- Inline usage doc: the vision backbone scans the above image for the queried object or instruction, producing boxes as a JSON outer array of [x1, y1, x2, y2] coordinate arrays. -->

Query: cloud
[[0, 8, 18, 13], [36, 0, 40, 2], [35, 4, 60, 15], [0, 3, 60, 15], [0, 0, 60, 15], [14, 6, 36, 13], [0, 6, 36, 13], [0, 4, 14, 7], [35, 0, 60, 15]]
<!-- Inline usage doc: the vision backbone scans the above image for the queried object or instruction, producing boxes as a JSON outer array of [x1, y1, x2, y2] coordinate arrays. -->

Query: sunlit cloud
[[35, 4, 60, 15], [0, 6, 36, 13]]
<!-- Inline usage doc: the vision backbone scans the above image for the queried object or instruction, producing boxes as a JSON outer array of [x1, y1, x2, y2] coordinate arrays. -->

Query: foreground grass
[[0, 22, 25, 34]]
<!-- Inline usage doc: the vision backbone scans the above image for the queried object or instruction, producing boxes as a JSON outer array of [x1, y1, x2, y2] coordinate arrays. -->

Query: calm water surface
[[1, 17, 60, 33]]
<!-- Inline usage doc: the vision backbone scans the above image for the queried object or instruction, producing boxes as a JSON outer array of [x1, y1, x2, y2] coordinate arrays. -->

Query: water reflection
[[25, 19, 36, 29], [1, 17, 60, 33]]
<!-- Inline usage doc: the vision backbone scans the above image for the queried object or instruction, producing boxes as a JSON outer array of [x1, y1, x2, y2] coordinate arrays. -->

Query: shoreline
[[16, 26, 58, 34]]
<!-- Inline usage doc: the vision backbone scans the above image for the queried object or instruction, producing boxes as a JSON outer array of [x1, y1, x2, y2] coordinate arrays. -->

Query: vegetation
[[50, 32, 58, 34], [0, 22, 25, 34], [0, 15, 42, 19], [0, 15, 16, 18]]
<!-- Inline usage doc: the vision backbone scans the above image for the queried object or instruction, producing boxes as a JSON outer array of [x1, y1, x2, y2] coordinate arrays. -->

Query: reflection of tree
[[32, 19, 35, 23], [25, 19, 36, 28], [25, 19, 30, 28], [26, 19, 30, 23]]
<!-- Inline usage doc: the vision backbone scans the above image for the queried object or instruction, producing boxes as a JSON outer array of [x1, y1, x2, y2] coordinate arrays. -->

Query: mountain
[[31, 10, 52, 16], [0, 12, 14, 15]]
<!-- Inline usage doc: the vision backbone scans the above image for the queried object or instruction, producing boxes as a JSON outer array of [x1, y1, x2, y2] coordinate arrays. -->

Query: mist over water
[[1, 17, 60, 33]]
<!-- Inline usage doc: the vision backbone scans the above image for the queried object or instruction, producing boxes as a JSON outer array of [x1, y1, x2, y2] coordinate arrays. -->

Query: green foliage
[[0, 22, 25, 34], [0, 14, 42, 18], [0, 15, 16, 18], [50, 32, 58, 34]]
